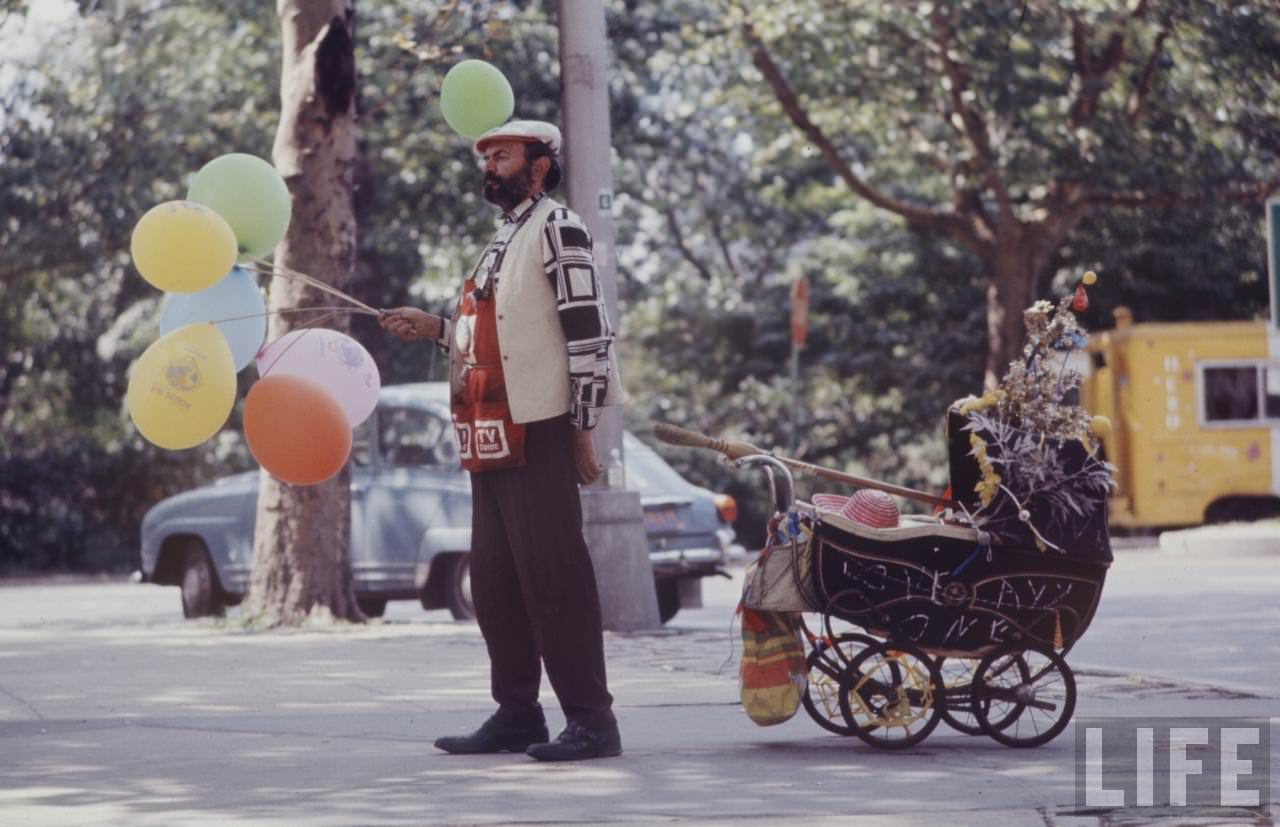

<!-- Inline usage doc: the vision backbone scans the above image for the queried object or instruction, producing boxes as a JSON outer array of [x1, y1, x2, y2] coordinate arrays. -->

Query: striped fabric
[[739, 608, 808, 726]]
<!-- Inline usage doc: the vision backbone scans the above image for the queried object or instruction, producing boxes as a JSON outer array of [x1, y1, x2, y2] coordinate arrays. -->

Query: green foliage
[[1, 0, 1275, 567], [1, 1, 277, 571], [0, 0, 507, 571], [610, 0, 1276, 542]]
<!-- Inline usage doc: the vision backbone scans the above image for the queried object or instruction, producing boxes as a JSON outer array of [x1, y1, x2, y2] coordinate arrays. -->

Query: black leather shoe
[[526, 720, 622, 762], [434, 712, 549, 755]]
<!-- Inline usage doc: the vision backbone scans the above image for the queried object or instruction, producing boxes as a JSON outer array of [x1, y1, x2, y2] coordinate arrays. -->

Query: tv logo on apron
[[455, 420, 511, 460]]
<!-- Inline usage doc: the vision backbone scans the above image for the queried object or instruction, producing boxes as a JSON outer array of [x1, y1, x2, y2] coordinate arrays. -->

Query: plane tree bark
[[246, 0, 361, 626]]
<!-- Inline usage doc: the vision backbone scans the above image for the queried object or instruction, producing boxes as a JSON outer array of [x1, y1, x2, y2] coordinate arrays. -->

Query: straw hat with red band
[[843, 489, 899, 528], [474, 120, 562, 157], [811, 490, 900, 529]]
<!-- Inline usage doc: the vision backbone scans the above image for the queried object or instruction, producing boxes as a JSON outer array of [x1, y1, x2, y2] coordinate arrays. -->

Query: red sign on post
[[790, 276, 809, 348]]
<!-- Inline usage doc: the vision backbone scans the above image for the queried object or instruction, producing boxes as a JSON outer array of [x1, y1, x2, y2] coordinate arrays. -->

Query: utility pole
[[558, 0, 659, 630], [1268, 196, 1279, 355], [789, 275, 809, 454]]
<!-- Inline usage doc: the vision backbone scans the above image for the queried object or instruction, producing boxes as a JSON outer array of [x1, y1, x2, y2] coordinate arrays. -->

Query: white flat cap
[[473, 120, 561, 156]]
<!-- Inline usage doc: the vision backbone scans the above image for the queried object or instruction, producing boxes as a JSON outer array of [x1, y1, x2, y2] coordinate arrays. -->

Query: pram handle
[[654, 422, 956, 509], [733, 454, 794, 519]]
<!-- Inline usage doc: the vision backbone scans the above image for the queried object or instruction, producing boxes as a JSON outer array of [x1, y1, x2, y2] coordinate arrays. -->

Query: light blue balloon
[[158, 267, 266, 371]]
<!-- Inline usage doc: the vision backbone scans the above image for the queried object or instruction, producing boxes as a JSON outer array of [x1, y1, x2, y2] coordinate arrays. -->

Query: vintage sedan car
[[139, 382, 738, 623]]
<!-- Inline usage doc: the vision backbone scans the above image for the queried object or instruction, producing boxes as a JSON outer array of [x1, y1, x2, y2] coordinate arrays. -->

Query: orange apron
[[449, 273, 527, 472]]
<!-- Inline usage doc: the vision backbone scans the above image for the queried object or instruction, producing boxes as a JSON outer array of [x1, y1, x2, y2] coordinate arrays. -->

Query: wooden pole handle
[[652, 421, 956, 509], [653, 422, 762, 461]]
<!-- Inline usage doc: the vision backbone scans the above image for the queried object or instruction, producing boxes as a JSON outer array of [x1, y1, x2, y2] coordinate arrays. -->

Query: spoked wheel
[[971, 647, 1076, 748], [801, 632, 877, 735], [838, 640, 944, 749], [935, 656, 986, 735]]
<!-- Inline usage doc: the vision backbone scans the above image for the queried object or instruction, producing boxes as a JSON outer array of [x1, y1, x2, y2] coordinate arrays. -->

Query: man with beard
[[379, 120, 623, 762]]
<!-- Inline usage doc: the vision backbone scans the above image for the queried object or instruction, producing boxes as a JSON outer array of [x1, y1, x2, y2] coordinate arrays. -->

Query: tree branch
[[1126, 21, 1170, 122], [664, 206, 715, 283], [930, 7, 1015, 225], [741, 21, 983, 254], [1068, 14, 1128, 128], [955, 185, 997, 240], [1032, 181, 1091, 275], [707, 211, 743, 282]]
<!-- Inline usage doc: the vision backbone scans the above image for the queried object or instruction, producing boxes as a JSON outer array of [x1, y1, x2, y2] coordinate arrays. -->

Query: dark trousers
[[469, 415, 615, 731]]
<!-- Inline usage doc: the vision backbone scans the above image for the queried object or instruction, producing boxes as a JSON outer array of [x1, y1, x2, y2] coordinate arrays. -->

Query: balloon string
[[295, 309, 342, 330], [243, 254, 322, 286], [206, 306, 373, 325], [245, 264, 379, 314], [244, 256, 382, 316], [256, 309, 344, 379]]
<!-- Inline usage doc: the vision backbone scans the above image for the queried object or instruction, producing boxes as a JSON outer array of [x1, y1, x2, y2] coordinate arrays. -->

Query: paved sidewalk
[[1, 544, 1277, 826], [1158, 519, 1280, 556]]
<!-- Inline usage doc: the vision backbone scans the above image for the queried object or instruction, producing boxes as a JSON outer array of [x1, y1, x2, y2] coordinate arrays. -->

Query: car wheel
[[655, 579, 679, 624], [180, 544, 224, 619], [357, 597, 387, 618], [446, 553, 475, 620]]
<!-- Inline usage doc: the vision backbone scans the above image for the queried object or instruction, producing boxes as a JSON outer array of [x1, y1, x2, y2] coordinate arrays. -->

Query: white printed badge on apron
[[472, 419, 512, 460], [455, 421, 473, 460]]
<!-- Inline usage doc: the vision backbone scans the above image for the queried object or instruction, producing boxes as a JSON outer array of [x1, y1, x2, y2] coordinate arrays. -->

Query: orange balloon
[[244, 375, 352, 485]]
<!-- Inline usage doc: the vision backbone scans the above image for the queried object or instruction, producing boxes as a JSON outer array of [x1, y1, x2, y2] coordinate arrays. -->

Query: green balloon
[[187, 153, 291, 259], [440, 60, 515, 139]]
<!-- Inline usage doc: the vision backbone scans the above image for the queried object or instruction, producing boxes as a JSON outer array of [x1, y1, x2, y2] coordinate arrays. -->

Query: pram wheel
[[837, 640, 943, 749], [802, 632, 877, 736], [971, 646, 1077, 748], [935, 656, 987, 736]]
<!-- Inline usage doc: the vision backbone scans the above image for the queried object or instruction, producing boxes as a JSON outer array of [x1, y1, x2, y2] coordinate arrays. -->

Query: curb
[[1157, 521, 1280, 555]]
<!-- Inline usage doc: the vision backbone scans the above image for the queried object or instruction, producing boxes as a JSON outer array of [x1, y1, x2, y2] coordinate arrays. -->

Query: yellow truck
[[1080, 309, 1280, 527]]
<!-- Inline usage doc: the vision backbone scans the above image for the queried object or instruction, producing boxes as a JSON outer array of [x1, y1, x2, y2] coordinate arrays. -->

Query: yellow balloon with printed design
[[130, 200, 239, 293], [126, 323, 237, 449]]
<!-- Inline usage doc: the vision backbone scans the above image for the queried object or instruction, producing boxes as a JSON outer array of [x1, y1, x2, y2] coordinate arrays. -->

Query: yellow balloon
[[131, 201, 238, 293], [126, 323, 237, 450]]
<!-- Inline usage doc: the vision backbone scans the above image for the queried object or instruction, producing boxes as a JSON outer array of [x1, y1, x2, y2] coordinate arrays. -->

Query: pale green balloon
[[187, 153, 292, 259], [440, 60, 515, 139]]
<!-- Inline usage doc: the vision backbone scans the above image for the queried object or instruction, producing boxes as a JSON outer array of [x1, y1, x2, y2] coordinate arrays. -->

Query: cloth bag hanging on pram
[[738, 607, 808, 726], [741, 514, 819, 612]]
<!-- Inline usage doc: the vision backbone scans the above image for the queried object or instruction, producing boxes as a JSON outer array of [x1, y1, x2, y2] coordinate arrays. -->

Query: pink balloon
[[255, 328, 381, 427]]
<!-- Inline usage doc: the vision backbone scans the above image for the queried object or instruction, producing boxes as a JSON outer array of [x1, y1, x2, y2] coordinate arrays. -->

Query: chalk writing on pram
[[822, 535, 1105, 655]]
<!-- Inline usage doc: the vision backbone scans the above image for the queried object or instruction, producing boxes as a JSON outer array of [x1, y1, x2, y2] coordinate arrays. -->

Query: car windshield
[[379, 407, 458, 467], [624, 432, 696, 497], [352, 418, 372, 466]]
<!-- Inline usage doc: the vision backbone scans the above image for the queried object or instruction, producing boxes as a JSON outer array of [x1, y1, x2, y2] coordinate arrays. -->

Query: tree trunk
[[246, 0, 360, 627], [982, 226, 1037, 389]]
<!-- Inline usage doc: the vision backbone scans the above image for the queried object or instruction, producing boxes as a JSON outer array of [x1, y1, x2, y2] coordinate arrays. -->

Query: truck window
[[1203, 365, 1259, 422], [1266, 366, 1280, 419]]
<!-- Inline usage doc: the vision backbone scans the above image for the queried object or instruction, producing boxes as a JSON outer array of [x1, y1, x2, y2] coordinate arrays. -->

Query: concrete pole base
[[580, 488, 661, 631]]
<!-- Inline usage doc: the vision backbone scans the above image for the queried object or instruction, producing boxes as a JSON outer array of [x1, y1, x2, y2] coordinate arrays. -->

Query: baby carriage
[[656, 415, 1112, 750]]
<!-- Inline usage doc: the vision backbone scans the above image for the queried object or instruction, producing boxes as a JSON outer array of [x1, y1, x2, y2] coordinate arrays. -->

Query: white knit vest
[[456, 197, 621, 424]]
